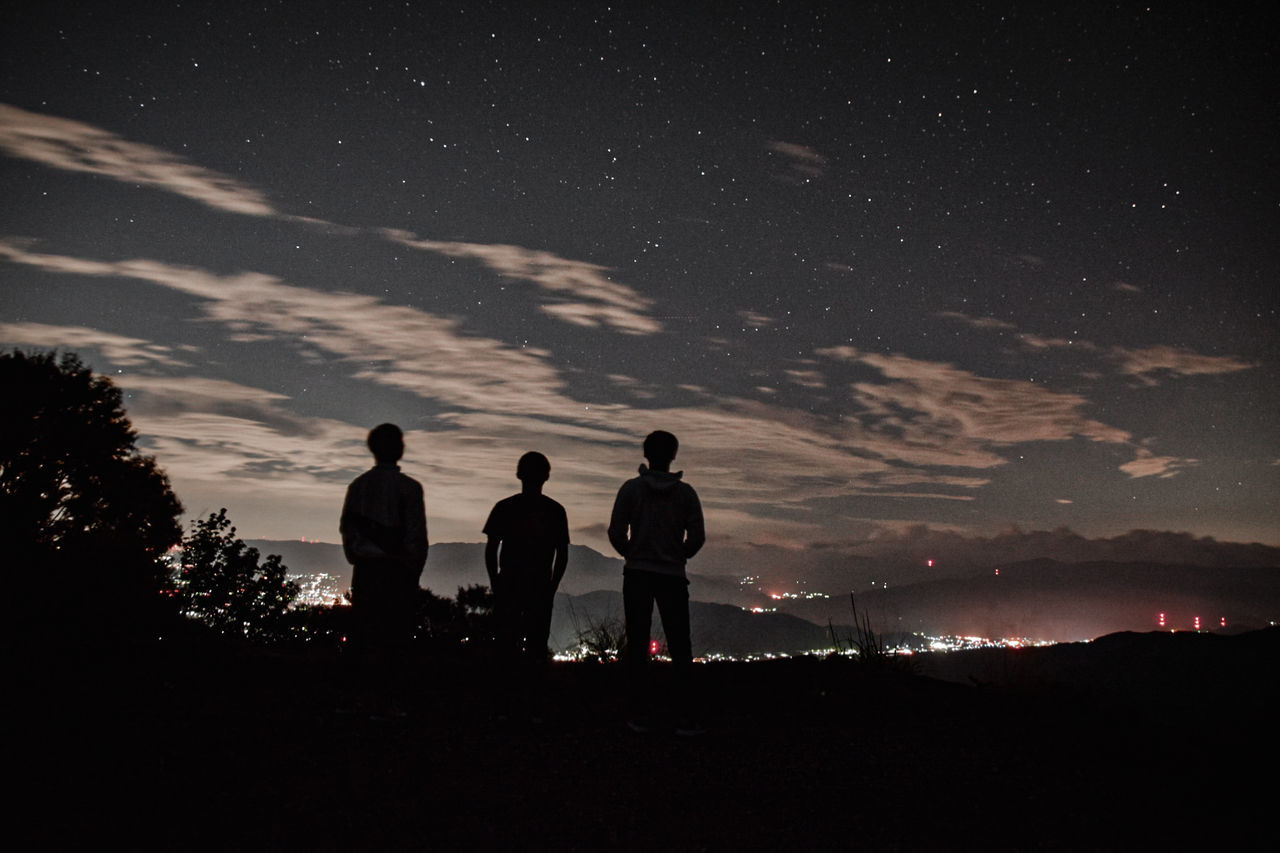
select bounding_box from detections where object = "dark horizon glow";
[2,3,1276,583]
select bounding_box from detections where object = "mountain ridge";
[249,539,1280,645]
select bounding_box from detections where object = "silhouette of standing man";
[608,430,705,733]
[484,452,570,676]
[340,423,428,717]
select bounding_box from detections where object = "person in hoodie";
[608,430,706,733]
[340,423,428,716]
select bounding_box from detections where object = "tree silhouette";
[173,509,299,642]
[1,351,183,636]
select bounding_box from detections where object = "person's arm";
[404,481,429,578]
[550,506,569,593]
[607,484,632,557]
[339,485,358,564]
[340,481,385,564]
[484,535,501,588]
[483,502,501,588]
[683,488,706,559]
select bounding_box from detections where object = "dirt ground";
[18,628,1278,851]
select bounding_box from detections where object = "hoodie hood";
[638,463,684,492]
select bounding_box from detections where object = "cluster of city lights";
[552,632,1059,663]
[290,573,347,607]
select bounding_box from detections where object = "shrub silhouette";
[171,509,299,642]
[1,350,183,638]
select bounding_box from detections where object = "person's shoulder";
[487,493,519,512]
[398,471,424,492]
[347,467,378,487]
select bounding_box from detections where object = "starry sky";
[2,2,1277,581]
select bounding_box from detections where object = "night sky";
[2,2,1276,582]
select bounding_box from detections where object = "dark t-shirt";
[483,493,569,590]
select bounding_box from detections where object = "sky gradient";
[2,3,1276,582]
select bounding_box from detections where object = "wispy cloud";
[1118,446,1197,479]
[933,311,1254,386]
[811,345,1225,481]
[0,322,188,367]
[380,231,660,335]
[738,310,776,328]
[0,238,576,417]
[784,369,826,389]
[767,140,828,183]
[1015,333,1098,352]
[0,244,970,539]
[1111,344,1255,385]
[934,311,1017,331]
[0,103,277,216]
[0,103,660,337]
[816,346,1131,463]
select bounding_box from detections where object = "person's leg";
[653,575,691,665]
[384,570,417,714]
[488,589,524,717]
[350,563,400,714]
[531,593,554,660]
[492,591,518,660]
[653,575,695,727]
[518,596,554,716]
[623,571,657,723]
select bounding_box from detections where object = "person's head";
[642,430,678,470]
[516,451,551,484]
[367,423,404,464]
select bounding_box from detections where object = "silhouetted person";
[608,430,705,734]
[340,423,428,717]
[484,452,569,714]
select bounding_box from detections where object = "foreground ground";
[20,628,1279,851]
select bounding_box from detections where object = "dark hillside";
[19,627,1278,850]
[777,560,1280,641]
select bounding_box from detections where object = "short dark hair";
[367,423,404,463]
[642,430,678,465]
[516,451,551,482]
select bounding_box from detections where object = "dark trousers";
[493,586,554,713]
[623,570,692,717]
[493,584,554,662]
[350,560,418,707]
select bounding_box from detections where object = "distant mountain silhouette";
[251,539,759,603]
[918,625,1280,706]
[551,589,833,656]
[252,539,829,654]
[249,539,623,596]
[775,558,1280,642]
[694,528,1280,592]
[252,541,1280,645]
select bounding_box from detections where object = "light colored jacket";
[340,463,428,575]
[608,465,705,578]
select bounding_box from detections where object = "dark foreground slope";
[17,628,1279,851]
